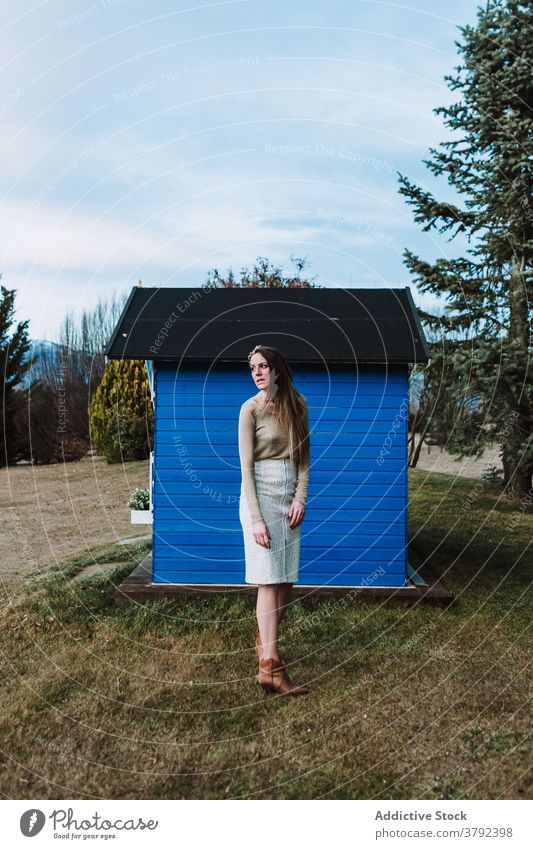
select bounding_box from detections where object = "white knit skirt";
[239,457,301,584]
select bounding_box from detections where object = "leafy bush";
[15,379,90,463]
[128,488,150,510]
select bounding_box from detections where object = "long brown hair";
[247,345,310,469]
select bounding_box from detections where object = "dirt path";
[1,456,149,581]
[413,442,502,479]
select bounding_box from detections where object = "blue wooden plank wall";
[152,363,409,587]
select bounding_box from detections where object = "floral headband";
[247,344,264,358]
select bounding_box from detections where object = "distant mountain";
[19,339,62,388]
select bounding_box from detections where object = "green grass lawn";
[0,469,531,800]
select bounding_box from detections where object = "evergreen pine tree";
[0,282,31,466]
[398,0,533,499]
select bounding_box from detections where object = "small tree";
[89,359,154,463]
[15,372,91,464]
[57,288,129,393]
[409,335,486,467]
[18,343,91,463]
[205,255,321,288]
[0,282,32,466]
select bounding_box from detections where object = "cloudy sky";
[1,0,480,340]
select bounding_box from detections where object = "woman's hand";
[288,499,305,529]
[252,519,271,548]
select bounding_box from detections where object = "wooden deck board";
[114,544,454,607]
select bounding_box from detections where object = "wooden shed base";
[114,547,454,607]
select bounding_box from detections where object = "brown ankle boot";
[257,657,310,696]
[255,627,285,666]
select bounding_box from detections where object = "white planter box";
[130,509,153,525]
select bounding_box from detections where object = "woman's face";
[249,353,270,390]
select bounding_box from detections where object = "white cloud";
[1,0,480,338]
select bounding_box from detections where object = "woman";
[238,344,311,697]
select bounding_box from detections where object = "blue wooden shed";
[105,285,429,589]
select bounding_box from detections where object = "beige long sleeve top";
[238,394,310,524]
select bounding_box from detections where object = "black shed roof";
[104,286,429,364]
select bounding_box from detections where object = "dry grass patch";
[0,471,531,799]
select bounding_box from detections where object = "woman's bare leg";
[277,582,293,625]
[256,585,280,660]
